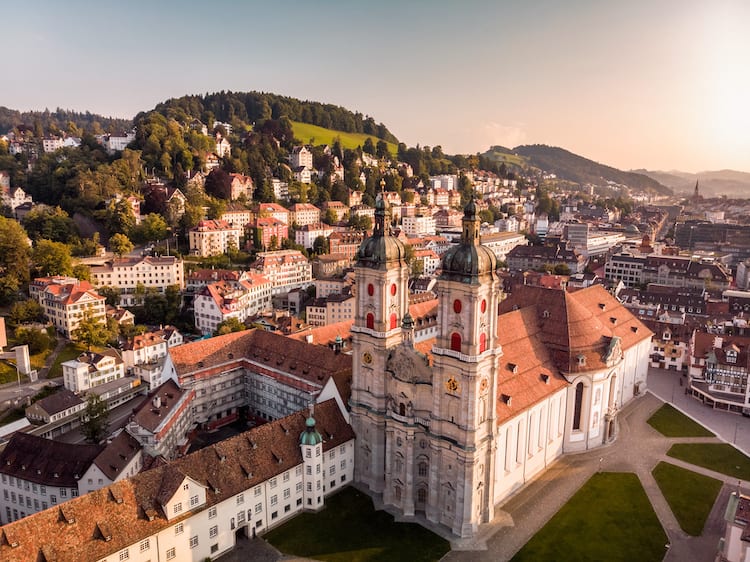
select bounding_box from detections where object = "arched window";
[417,487,427,503]
[418,462,428,477]
[399,403,406,416]
[390,313,397,330]
[573,382,584,430]
[450,332,462,352]
[453,299,462,313]
[366,313,374,330]
[367,283,374,296]
[479,333,487,353]
[390,283,397,296]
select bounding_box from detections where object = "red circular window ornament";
[390,284,397,296]
[367,283,374,296]
[481,299,487,313]
[453,299,462,314]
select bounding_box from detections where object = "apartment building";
[90,256,185,306]
[289,203,321,226]
[189,220,243,257]
[193,275,273,335]
[250,250,312,295]
[30,276,106,338]
[62,349,126,394]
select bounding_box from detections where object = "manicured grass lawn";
[647,404,715,437]
[264,487,450,562]
[511,473,667,562]
[47,342,86,378]
[667,443,750,480]
[652,461,722,535]
[291,121,398,156]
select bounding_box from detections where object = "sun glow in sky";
[2,0,749,173]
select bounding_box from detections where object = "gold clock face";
[445,376,459,393]
[363,351,373,365]
[479,378,489,394]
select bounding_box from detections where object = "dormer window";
[577,354,586,367]
[663,332,671,341]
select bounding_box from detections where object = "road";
[57,394,148,444]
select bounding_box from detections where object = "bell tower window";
[366,313,374,330]
[390,283,397,296]
[481,299,487,314]
[450,332,462,352]
[367,283,374,296]
[390,313,397,330]
[479,333,487,353]
[453,299,462,314]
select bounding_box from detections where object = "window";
[272,511,278,520]
[175,522,184,535]
[119,549,129,561]
[40,486,46,495]
[479,333,487,353]
[573,382,584,431]
[284,488,290,499]
[209,525,218,538]
[183,483,189,491]
[295,466,303,476]
[60,488,67,497]
[297,498,302,506]
[306,465,312,475]
[255,503,262,514]
[306,482,312,492]
[340,460,346,470]
[140,539,150,552]
[418,462,428,477]
[190,495,199,507]
[189,535,198,548]
[254,486,262,496]
[390,313,398,330]
[283,472,289,482]
[173,502,182,514]
[450,332,461,352]
[208,506,217,519]
[271,495,278,506]
[236,493,244,505]
[366,313,374,329]
[296,482,303,493]
[50,495,57,504]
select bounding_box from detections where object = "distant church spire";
[693,179,700,200]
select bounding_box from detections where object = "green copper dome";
[441,198,497,284]
[356,190,407,270]
[300,416,323,446]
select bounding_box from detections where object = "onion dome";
[356,186,407,270]
[440,198,498,284]
[300,416,323,446]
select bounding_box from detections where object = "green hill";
[481,145,528,169]
[513,144,671,194]
[291,121,398,154]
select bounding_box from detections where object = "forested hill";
[146,91,398,143]
[513,144,672,195]
[0,107,132,135]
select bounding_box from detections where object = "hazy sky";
[3,0,749,172]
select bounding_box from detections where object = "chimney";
[153,396,161,408]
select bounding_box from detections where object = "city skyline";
[3,0,749,173]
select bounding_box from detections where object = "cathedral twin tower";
[350,193,502,537]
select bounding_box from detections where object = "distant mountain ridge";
[512,145,672,195]
[636,169,750,198]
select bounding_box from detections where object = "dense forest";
[0,107,132,136]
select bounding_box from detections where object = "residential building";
[329,231,366,261]
[215,136,231,158]
[189,220,243,257]
[402,215,437,237]
[193,275,273,334]
[90,256,185,306]
[305,294,355,327]
[321,201,347,222]
[292,166,312,184]
[412,248,441,276]
[30,277,106,339]
[62,349,126,394]
[688,331,750,414]
[480,231,528,262]
[24,388,86,437]
[289,203,321,227]
[250,250,312,295]
[272,178,289,200]
[257,202,290,225]
[312,254,351,278]
[718,492,750,562]
[295,223,334,250]
[220,207,252,228]
[506,243,586,273]
[289,145,313,169]
[186,269,252,293]
[126,379,195,460]
[251,217,289,250]
[0,399,354,562]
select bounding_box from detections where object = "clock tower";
[350,189,409,494]
[429,198,501,536]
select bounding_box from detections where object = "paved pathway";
[443,373,748,562]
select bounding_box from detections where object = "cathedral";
[350,193,652,538]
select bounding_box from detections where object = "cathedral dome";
[440,199,497,284]
[356,190,407,270]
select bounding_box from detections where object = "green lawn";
[511,473,667,562]
[647,404,715,437]
[652,462,722,535]
[264,487,450,562]
[291,121,398,156]
[667,443,750,480]
[47,342,86,379]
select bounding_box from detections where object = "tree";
[9,300,44,324]
[323,208,338,225]
[204,168,232,200]
[32,239,72,277]
[376,140,389,159]
[97,286,121,307]
[553,263,572,276]
[312,235,329,255]
[362,137,375,155]
[81,393,109,443]
[73,264,91,281]
[14,326,53,354]
[215,317,247,335]
[138,213,169,244]
[109,233,134,257]
[73,310,109,350]
[0,216,31,303]
[22,205,78,243]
